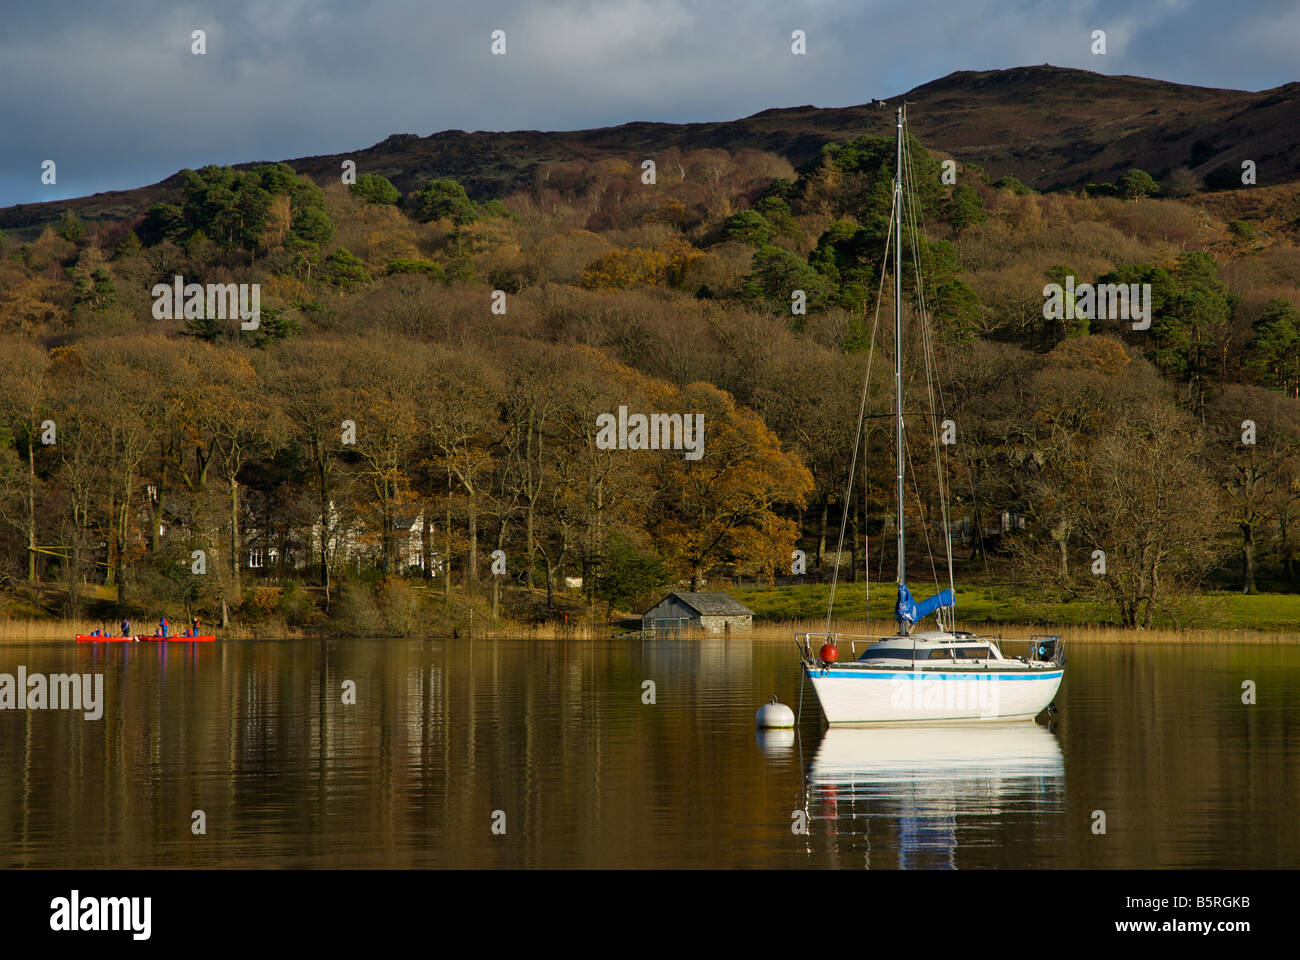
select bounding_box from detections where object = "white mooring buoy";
[756,695,795,728]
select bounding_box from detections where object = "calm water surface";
[1,637,1296,868]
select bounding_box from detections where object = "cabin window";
[954,647,989,660]
[927,649,953,660]
[858,649,917,662]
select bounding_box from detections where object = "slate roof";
[664,592,754,617]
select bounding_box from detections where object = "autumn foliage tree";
[648,382,813,589]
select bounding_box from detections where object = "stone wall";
[698,615,752,635]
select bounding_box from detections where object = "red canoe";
[76,634,216,643]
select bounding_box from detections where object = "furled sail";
[895,582,954,626]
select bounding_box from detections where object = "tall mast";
[894,106,905,587]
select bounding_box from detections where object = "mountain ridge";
[4,64,1298,234]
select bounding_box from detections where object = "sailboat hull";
[806,666,1063,724]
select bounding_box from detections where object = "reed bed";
[0,618,306,642]
[0,617,608,643]
[0,618,109,642]
[2,617,1294,644]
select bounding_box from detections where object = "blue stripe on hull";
[806,668,1064,682]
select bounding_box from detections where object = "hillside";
[4,64,1300,236]
[0,63,1298,634]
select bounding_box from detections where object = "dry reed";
[2,617,1294,644]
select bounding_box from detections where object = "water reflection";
[755,727,796,759]
[2,638,1296,868]
[803,723,1065,869]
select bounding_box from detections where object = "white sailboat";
[797,106,1065,723]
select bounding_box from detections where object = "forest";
[0,132,1298,634]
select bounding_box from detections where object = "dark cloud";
[0,0,1292,207]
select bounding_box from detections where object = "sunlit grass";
[730,582,1300,632]
[5,580,1296,642]
[746,619,1298,645]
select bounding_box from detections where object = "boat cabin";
[855,632,1006,664]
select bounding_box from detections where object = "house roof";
[655,592,754,617]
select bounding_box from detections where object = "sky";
[1,0,1295,208]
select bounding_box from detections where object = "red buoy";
[819,643,838,664]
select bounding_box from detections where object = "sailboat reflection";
[805,723,1064,868]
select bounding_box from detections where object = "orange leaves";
[1043,335,1132,376]
[647,381,813,584]
[580,246,670,290]
[246,585,282,616]
[730,513,801,584]
[661,238,703,287]
[643,197,689,228]
[261,273,312,304]
[180,341,277,457]
[578,239,702,291]
[0,274,65,332]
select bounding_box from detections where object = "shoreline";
[1,617,1295,644]
[748,620,1299,645]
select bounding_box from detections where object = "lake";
[1,636,1296,869]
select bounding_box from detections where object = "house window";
[248,548,264,569]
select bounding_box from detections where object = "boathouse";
[642,592,754,637]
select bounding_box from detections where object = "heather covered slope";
[4,65,1299,237]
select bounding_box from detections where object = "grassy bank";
[0,579,618,642]
[746,617,1299,645]
[729,582,1300,632]
[4,578,1297,642]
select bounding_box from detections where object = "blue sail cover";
[895,583,955,625]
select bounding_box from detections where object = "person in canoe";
[120,618,131,638]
